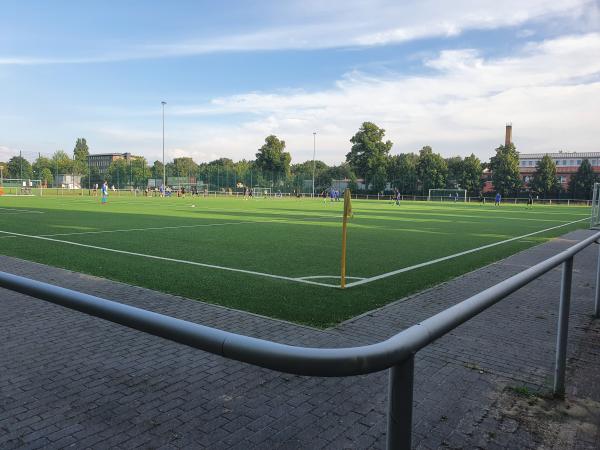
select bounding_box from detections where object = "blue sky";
[1,0,599,164]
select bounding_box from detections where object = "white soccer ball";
[191,204,196,208]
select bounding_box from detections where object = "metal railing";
[1,231,600,449]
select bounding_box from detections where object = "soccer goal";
[252,187,271,198]
[428,189,467,202]
[0,179,43,196]
[591,182,600,229]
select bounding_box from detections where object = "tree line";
[1,123,597,198]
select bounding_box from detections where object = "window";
[563,160,567,165]
[528,160,533,166]
[570,160,574,166]
[555,160,560,165]
[577,160,581,165]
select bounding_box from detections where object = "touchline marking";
[296,275,366,280]
[0,229,337,289]
[0,207,44,214]
[39,220,282,237]
[344,217,588,288]
[35,214,341,238]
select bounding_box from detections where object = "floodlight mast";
[161,101,167,193]
[312,132,316,198]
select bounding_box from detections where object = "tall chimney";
[505,123,512,147]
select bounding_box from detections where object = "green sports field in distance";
[0,194,590,327]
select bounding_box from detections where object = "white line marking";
[39,220,279,237]
[0,207,44,214]
[33,214,341,238]
[296,275,366,280]
[0,229,338,289]
[344,217,588,288]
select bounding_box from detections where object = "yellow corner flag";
[340,189,353,288]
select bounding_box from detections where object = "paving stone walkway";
[1,229,599,449]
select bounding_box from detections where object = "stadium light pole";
[312,132,317,198]
[161,101,167,192]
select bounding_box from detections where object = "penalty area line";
[0,230,338,289]
[345,217,589,288]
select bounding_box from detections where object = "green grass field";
[0,194,590,327]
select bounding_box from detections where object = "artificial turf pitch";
[0,194,590,327]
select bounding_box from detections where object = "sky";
[1,0,599,165]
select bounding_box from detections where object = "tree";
[151,160,165,181]
[40,168,53,186]
[490,143,521,196]
[387,153,419,194]
[315,163,357,192]
[107,159,128,188]
[568,159,597,199]
[131,158,150,188]
[255,135,291,181]
[445,157,463,188]
[460,154,483,195]
[416,146,447,193]
[346,122,393,192]
[32,156,53,180]
[531,155,558,198]
[73,138,89,163]
[7,155,32,179]
[51,150,73,176]
[290,160,329,193]
[172,157,198,177]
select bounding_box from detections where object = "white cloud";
[124,32,600,164]
[0,146,15,163]
[0,0,596,64]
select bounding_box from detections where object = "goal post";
[428,189,467,202]
[0,179,43,196]
[591,182,600,229]
[252,187,271,198]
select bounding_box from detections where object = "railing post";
[554,256,574,396]
[595,243,600,318]
[387,354,414,450]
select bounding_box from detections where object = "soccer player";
[527,192,533,208]
[101,181,108,205]
[396,191,401,206]
[494,192,501,206]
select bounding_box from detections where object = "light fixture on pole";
[312,132,317,198]
[161,101,167,192]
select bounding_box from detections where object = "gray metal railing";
[1,231,600,449]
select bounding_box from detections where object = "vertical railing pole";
[387,354,414,450]
[554,257,574,396]
[595,243,600,318]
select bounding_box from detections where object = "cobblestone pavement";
[1,229,599,449]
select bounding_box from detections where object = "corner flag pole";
[341,189,352,288]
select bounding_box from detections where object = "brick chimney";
[505,123,512,147]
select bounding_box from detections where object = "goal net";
[0,179,43,196]
[252,187,271,198]
[591,182,600,229]
[428,189,467,202]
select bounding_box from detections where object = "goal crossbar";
[427,189,467,202]
[0,179,43,196]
